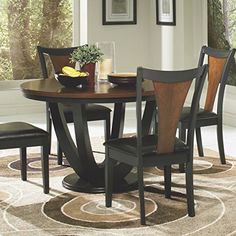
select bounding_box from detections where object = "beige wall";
[87,0,151,72]
[87,0,207,72]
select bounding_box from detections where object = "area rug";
[0,140,236,236]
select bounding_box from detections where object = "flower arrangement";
[70,44,104,67]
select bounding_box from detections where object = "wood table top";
[21,78,154,103]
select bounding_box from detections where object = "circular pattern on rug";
[151,156,232,176]
[0,191,11,202]
[193,156,232,174]
[62,196,156,222]
[172,159,213,171]
[0,154,73,178]
[10,157,65,172]
[43,191,187,228]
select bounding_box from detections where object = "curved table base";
[62,173,138,193]
[49,101,155,193]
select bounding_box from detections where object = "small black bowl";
[55,73,88,87]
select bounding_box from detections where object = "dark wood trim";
[102,0,137,25]
[21,79,154,103]
[156,0,176,26]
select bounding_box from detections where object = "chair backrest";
[136,65,208,155]
[37,46,78,79]
[198,46,235,113]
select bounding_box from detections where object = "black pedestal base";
[62,172,138,193]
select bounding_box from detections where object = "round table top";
[21,78,154,103]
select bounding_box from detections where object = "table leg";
[142,100,156,135]
[110,102,126,139]
[49,102,137,193]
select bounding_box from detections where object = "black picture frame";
[156,0,176,26]
[102,0,137,25]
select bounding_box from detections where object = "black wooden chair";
[0,122,49,193]
[37,46,111,165]
[179,46,235,168]
[104,65,208,225]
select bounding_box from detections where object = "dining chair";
[37,46,111,165]
[0,122,49,193]
[178,46,236,170]
[104,65,208,225]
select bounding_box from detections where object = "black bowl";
[55,73,88,87]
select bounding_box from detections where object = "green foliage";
[208,0,230,49]
[227,71,236,86]
[208,0,236,86]
[0,57,13,81]
[0,1,9,48]
[71,44,104,66]
[0,0,72,80]
[223,0,236,48]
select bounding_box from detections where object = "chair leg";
[41,145,49,194]
[104,115,111,142]
[20,147,27,181]
[105,147,113,207]
[137,165,146,225]
[196,128,204,157]
[185,162,195,217]
[164,165,171,198]
[179,125,186,173]
[46,106,52,154]
[217,122,226,164]
[57,142,63,165]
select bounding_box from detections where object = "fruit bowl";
[55,73,88,88]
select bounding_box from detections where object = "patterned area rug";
[0,140,236,235]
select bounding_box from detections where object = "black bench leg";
[179,126,186,173]
[57,142,63,165]
[217,122,226,164]
[41,145,49,194]
[196,128,204,157]
[20,147,27,181]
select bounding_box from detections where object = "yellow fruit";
[61,66,89,78]
[62,66,76,74]
[79,72,89,77]
[62,66,80,77]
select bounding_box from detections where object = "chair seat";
[63,104,111,122]
[104,134,189,155]
[0,122,48,141]
[0,121,49,193]
[180,107,218,126]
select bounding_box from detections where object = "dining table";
[21,78,155,193]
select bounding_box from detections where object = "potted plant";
[71,44,103,87]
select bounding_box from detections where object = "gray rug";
[0,145,236,236]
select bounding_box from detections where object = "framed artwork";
[156,0,176,26]
[102,0,137,25]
